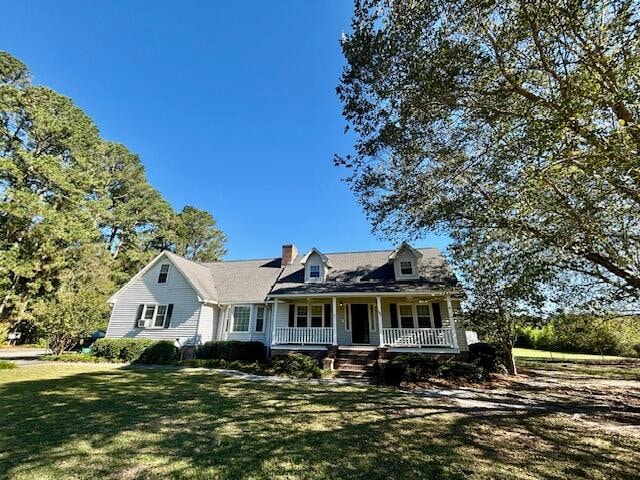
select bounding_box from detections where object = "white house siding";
[106,260,203,345]
[196,304,218,344]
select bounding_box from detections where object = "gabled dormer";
[300,248,332,283]
[388,242,423,281]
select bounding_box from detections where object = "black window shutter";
[390,303,398,328]
[288,304,295,327]
[164,304,174,328]
[134,304,144,328]
[324,303,331,327]
[432,303,442,328]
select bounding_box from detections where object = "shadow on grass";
[0,366,638,479]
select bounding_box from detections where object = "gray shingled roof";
[167,247,458,302]
[269,248,459,296]
[204,258,283,302]
[164,251,219,301]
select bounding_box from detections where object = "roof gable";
[108,250,218,304]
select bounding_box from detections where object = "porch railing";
[382,328,455,348]
[274,327,334,345]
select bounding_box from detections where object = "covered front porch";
[269,294,463,352]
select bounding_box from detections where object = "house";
[106,243,467,375]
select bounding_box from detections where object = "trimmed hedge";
[270,353,321,379]
[383,354,486,384]
[137,341,179,364]
[91,338,177,364]
[196,341,265,361]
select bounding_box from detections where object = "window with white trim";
[416,304,432,328]
[399,305,415,328]
[309,265,320,279]
[400,261,413,275]
[138,304,168,328]
[255,306,265,332]
[310,305,323,327]
[154,305,168,328]
[158,264,170,283]
[296,305,308,327]
[232,306,251,332]
[295,304,328,327]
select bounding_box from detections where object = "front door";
[351,304,370,344]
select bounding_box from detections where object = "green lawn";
[513,347,632,361]
[1,365,638,480]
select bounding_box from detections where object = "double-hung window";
[400,261,413,275]
[138,304,168,328]
[158,264,170,283]
[416,305,431,328]
[310,305,324,327]
[309,265,320,279]
[232,306,251,332]
[295,304,326,327]
[296,305,308,327]
[255,306,265,332]
[399,305,415,328]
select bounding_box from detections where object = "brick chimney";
[281,244,298,267]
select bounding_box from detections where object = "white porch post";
[271,299,279,346]
[446,296,459,349]
[331,297,338,346]
[376,296,384,346]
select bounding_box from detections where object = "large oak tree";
[338,0,640,304]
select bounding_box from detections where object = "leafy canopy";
[338,0,640,307]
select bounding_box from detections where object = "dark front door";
[351,304,370,344]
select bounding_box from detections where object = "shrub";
[270,353,321,379]
[197,341,265,361]
[390,354,440,382]
[468,342,503,374]
[0,360,16,369]
[92,338,157,362]
[137,341,179,364]
[437,361,484,383]
[384,354,490,384]
[381,362,404,385]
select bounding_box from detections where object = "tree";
[0,52,106,321]
[1,51,228,346]
[338,0,640,304]
[31,246,115,354]
[173,206,227,262]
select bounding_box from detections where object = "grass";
[0,360,16,369]
[0,364,638,479]
[40,353,109,363]
[517,359,640,380]
[513,347,633,361]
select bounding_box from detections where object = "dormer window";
[388,242,422,280]
[158,264,170,283]
[301,248,332,283]
[309,265,320,279]
[400,261,413,275]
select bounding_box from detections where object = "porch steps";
[333,348,379,381]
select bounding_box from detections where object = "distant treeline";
[515,314,640,358]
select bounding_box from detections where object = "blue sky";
[2,1,448,259]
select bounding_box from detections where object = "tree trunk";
[504,342,518,375]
